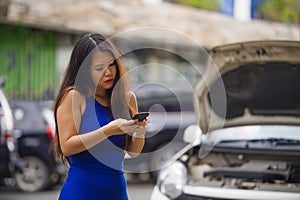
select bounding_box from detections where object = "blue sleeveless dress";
[58,97,128,200]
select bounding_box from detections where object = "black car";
[9,100,66,192]
[0,77,23,187]
[124,83,196,179]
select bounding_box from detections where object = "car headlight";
[157,161,187,199]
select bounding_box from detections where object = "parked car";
[124,83,196,180]
[151,40,300,199]
[9,100,66,192]
[0,77,23,186]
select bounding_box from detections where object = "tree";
[259,0,300,24]
[171,0,220,11]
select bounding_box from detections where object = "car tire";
[150,142,186,179]
[14,156,50,192]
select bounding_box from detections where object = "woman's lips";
[104,79,114,84]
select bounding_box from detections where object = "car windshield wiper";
[218,138,300,146]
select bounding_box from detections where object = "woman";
[53,33,146,200]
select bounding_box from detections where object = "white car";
[151,40,300,200]
[0,77,24,187]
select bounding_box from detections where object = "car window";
[135,83,194,113]
[137,94,194,112]
[10,100,46,132]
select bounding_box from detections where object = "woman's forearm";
[126,136,145,157]
[61,118,137,156]
[61,125,113,156]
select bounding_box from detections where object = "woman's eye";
[109,62,115,67]
[96,67,104,71]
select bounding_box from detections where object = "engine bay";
[186,149,300,193]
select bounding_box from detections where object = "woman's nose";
[104,67,112,76]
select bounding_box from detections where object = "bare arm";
[57,90,136,156]
[126,92,146,157]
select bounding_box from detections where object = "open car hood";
[194,40,300,133]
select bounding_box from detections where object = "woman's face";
[90,50,117,91]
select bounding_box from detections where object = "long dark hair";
[52,33,132,165]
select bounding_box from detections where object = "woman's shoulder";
[64,88,85,101]
[61,88,86,112]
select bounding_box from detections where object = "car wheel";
[14,156,50,192]
[150,142,186,178]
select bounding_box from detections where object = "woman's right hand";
[106,118,138,136]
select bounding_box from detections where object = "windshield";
[204,125,300,144]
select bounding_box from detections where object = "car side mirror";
[183,124,202,146]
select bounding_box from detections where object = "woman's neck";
[94,91,110,107]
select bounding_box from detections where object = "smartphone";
[132,112,150,121]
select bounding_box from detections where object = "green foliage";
[172,0,220,11]
[259,0,300,24]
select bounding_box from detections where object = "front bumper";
[151,185,300,200]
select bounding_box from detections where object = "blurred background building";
[0,0,299,100]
